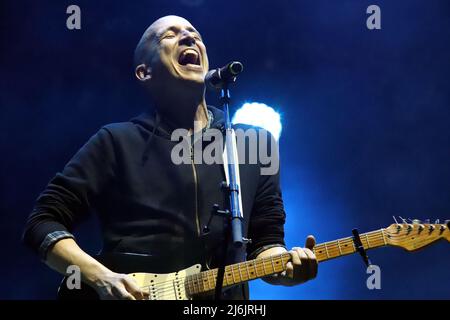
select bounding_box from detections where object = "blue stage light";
[232,102,282,140]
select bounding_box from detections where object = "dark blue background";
[1,0,449,299]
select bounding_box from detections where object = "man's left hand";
[281,235,318,286]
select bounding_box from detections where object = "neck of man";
[151,82,209,133]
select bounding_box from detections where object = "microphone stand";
[212,81,247,300]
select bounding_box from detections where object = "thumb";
[305,235,316,250]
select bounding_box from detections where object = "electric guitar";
[57,219,450,300]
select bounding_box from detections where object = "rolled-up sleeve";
[22,127,116,259]
[38,231,75,261]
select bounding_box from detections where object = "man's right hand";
[89,270,149,300]
[46,238,148,300]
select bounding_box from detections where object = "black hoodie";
[23,106,286,299]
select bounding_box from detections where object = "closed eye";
[160,31,176,41]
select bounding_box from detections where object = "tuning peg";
[412,219,421,224]
[429,225,436,232]
[393,216,403,231]
[435,219,440,224]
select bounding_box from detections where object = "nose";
[179,29,196,46]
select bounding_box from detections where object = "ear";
[135,64,152,82]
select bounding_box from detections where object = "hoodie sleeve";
[246,130,287,259]
[22,127,117,259]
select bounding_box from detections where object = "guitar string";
[140,234,437,298]
[138,231,397,294]
[139,231,389,294]
[146,230,440,297]
[139,231,419,296]
[140,229,440,300]
[137,231,440,295]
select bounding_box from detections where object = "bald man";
[23,15,317,300]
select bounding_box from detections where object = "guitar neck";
[186,228,387,296]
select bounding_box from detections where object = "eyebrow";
[157,25,202,39]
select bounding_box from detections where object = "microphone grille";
[229,61,244,75]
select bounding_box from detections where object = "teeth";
[181,49,199,59]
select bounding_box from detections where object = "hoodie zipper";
[190,144,201,236]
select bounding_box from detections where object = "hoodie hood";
[130,105,224,138]
[131,105,225,163]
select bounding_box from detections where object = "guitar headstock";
[385,218,450,251]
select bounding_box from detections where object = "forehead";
[150,16,198,36]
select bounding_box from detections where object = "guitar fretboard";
[185,229,387,295]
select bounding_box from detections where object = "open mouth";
[178,49,201,67]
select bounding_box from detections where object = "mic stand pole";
[213,82,248,300]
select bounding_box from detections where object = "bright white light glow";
[232,102,282,140]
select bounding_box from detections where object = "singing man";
[23,15,317,300]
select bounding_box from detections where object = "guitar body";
[57,253,202,300]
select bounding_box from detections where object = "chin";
[174,68,206,85]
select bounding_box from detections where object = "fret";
[278,254,285,271]
[189,274,195,294]
[381,229,387,245]
[207,270,213,291]
[270,256,276,273]
[202,273,208,292]
[245,262,252,279]
[276,254,284,272]
[281,253,289,268]
[261,258,267,275]
[212,270,218,288]
[187,275,193,295]
[337,239,343,255]
[230,264,237,284]
[351,239,356,251]
[225,267,232,286]
[237,263,244,281]
[324,242,330,258]
[365,233,371,248]
[195,273,203,292]
[195,274,200,293]
[344,239,355,254]
[252,261,259,277]
[200,273,208,292]
[192,273,199,294]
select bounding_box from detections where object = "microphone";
[205,61,243,90]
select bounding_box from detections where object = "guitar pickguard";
[130,264,202,300]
